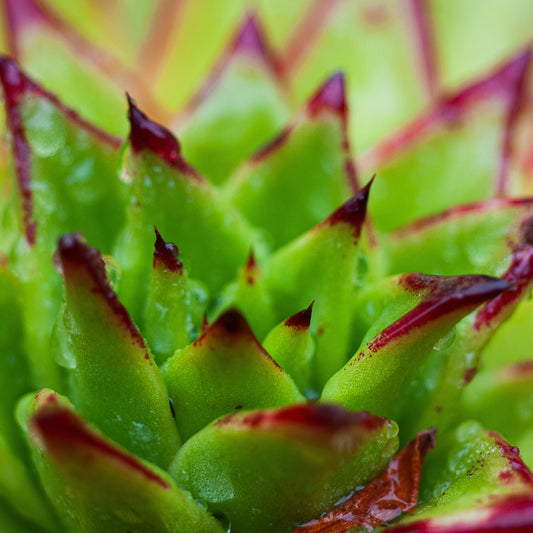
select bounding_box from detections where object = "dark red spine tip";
[285,301,314,329]
[232,14,268,58]
[212,308,253,336]
[153,227,182,272]
[307,72,347,122]
[327,176,373,241]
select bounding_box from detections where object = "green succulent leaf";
[262,302,315,394]
[225,72,357,249]
[265,181,372,389]
[116,97,266,320]
[143,227,207,365]
[362,50,531,231]
[387,421,533,530]
[178,15,289,185]
[211,250,276,339]
[56,233,180,468]
[162,308,303,440]
[19,389,225,533]
[322,273,508,437]
[169,403,399,533]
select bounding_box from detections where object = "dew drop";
[433,327,456,351]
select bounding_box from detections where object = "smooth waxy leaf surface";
[264,181,372,389]
[386,199,533,277]
[162,308,303,440]
[361,50,531,231]
[56,233,180,468]
[178,15,289,185]
[286,0,428,151]
[20,389,225,533]
[170,403,398,533]
[226,72,357,249]
[322,273,508,436]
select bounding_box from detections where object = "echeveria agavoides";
[0,1,533,532]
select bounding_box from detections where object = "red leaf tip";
[0,55,28,102]
[285,301,314,329]
[31,404,170,489]
[326,176,373,242]
[127,94,201,179]
[153,227,182,273]
[307,72,347,122]
[233,14,268,57]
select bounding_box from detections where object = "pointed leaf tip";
[233,14,268,57]
[30,401,170,489]
[58,232,147,350]
[367,274,509,354]
[285,301,314,329]
[326,177,373,241]
[210,308,253,337]
[127,95,200,178]
[153,226,182,272]
[307,72,347,122]
[0,55,28,101]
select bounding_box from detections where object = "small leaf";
[262,302,315,393]
[211,250,277,339]
[56,233,180,468]
[169,403,399,533]
[162,308,303,440]
[143,227,207,364]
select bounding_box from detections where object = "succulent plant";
[1,0,533,531]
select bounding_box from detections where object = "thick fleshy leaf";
[389,421,533,530]
[262,303,315,394]
[177,14,289,184]
[20,389,225,533]
[386,198,533,277]
[360,50,531,231]
[291,428,436,533]
[322,273,508,436]
[169,403,399,533]
[143,228,207,365]
[56,233,180,468]
[211,251,276,339]
[264,181,372,389]
[0,57,125,387]
[412,242,533,434]
[462,361,533,466]
[225,72,357,249]
[116,98,265,320]
[3,0,163,135]
[429,0,533,89]
[162,308,303,440]
[285,0,428,151]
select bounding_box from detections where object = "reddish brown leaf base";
[291,428,436,533]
